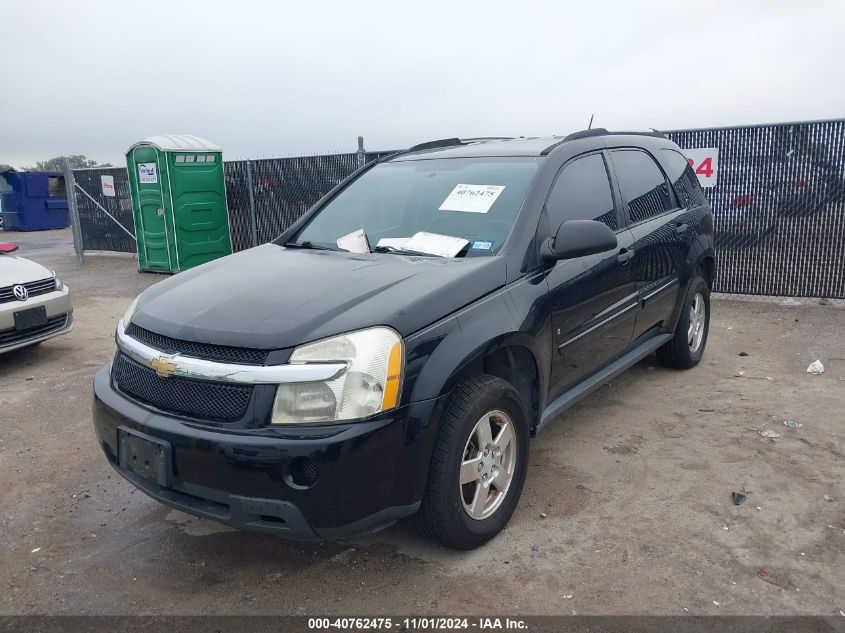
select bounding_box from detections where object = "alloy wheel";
[459,410,518,520]
[688,292,706,353]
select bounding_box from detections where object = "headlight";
[50,270,64,291]
[272,327,403,425]
[122,295,140,325]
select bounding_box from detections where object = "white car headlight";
[50,270,64,291]
[272,327,404,425]
[122,295,140,326]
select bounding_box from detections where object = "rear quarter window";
[610,149,673,223]
[661,148,708,208]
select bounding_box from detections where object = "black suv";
[92,129,715,549]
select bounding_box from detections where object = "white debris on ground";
[806,360,825,374]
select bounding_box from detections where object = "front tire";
[413,374,529,550]
[656,275,710,369]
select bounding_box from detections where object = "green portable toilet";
[126,134,232,272]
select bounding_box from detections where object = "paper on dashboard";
[337,229,371,253]
[402,232,469,258]
[375,237,411,250]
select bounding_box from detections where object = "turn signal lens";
[382,339,403,410]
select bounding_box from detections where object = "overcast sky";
[2,0,844,168]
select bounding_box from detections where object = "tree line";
[0,155,113,173]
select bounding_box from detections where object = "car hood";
[0,255,53,286]
[132,244,507,350]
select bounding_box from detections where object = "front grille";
[125,323,269,365]
[0,278,57,304]
[0,313,68,347]
[111,352,253,422]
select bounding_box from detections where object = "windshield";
[292,157,541,256]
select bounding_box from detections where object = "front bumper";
[92,365,445,540]
[0,286,73,353]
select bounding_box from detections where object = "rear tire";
[656,275,710,369]
[413,374,529,550]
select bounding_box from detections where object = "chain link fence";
[66,124,845,298]
[68,167,136,253]
[666,120,845,298]
[225,151,394,251]
[66,146,395,257]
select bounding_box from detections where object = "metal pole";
[246,160,258,247]
[357,136,366,169]
[63,158,84,263]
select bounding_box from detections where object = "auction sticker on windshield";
[439,184,505,213]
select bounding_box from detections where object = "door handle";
[157,208,165,217]
[675,222,689,234]
[617,248,635,264]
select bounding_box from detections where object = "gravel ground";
[1,229,843,616]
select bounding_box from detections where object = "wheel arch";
[425,333,543,434]
[700,254,716,289]
[670,236,715,331]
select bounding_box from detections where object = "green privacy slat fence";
[68,122,845,297]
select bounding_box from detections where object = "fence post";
[63,159,84,263]
[357,136,366,169]
[245,160,258,247]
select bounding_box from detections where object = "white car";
[0,243,73,354]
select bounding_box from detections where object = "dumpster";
[126,134,232,272]
[0,171,70,231]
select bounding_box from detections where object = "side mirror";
[541,219,617,262]
[0,243,19,254]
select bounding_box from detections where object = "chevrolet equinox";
[92,129,715,549]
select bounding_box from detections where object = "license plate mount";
[117,427,172,487]
[14,305,48,331]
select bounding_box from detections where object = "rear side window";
[546,153,617,230]
[610,149,673,223]
[661,148,708,208]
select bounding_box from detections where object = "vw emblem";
[12,285,28,301]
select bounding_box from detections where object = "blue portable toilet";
[0,171,70,231]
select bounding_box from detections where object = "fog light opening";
[285,457,320,489]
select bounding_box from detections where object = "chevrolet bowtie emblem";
[151,356,178,377]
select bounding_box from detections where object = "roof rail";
[406,136,517,153]
[407,138,465,152]
[541,128,668,155]
[460,136,515,143]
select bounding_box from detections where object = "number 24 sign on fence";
[683,148,719,188]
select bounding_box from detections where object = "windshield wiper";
[372,245,441,257]
[284,240,337,251]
